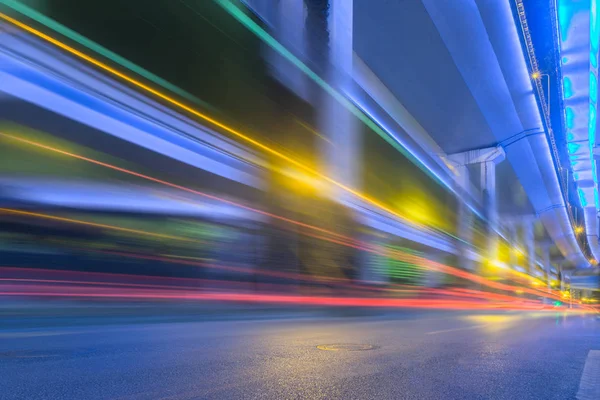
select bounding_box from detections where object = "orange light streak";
[0,132,352,242]
[0,131,563,300]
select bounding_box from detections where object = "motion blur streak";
[0,267,538,303]
[0,131,560,300]
[1,198,555,301]
[0,208,197,242]
[0,282,583,312]
[0,0,212,108]
[0,131,358,241]
[0,12,441,234]
[0,267,535,305]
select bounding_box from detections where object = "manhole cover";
[316,343,378,351]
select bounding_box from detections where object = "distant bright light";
[531,71,541,79]
[490,259,507,269]
[575,225,585,234]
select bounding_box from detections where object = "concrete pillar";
[481,160,498,259]
[319,0,358,190]
[455,165,474,271]
[266,0,367,283]
[270,0,310,102]
[536,242,553,287]
[558,267,564,291]
[319,0,374,284]
[448,146,505,261]
[540,245,551,303]
[545,260,552,289]
[523,221,535,274]
[508,224,518,269]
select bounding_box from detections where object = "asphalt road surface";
[1,307,599,399]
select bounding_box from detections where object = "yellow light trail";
[0,12,431,233]
[0,131,354,242]
[0,208,196,242]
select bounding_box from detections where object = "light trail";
[93,251,557,303]
[0,265,361,294]
[0,131,354,243]
[0,0,215,110]
[0,267,533,303]
[0,131,563,300]
[0,281,589,311]
[0,204,557,301]
[0,208,197,242]
[0,12,438,236]
[0,7,553,288]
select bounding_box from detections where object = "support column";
[536,240,555,287]
[268,0,367,284]
[507,223,519,269]
[455,165,475,271]
[481,160,498,259]
[448,146,505,262]
[255,1,310,291]
[318,0,358,190]
[320,0,375,283]
[543,252,552,288]
[539,243,551,303]
[523,221,535,274]
[270,0,310,102]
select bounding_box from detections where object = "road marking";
[316,343,378,351]
[0,330,89,338]
[577,350,600,400]
[0,351,56,358]
[426,324,488,335]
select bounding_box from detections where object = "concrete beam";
[447,146,506,166]
[450,147,505,260]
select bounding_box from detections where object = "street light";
[532,71,551,115]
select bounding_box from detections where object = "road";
[1,307,599,399]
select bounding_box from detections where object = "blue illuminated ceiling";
[557,0,600,260]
